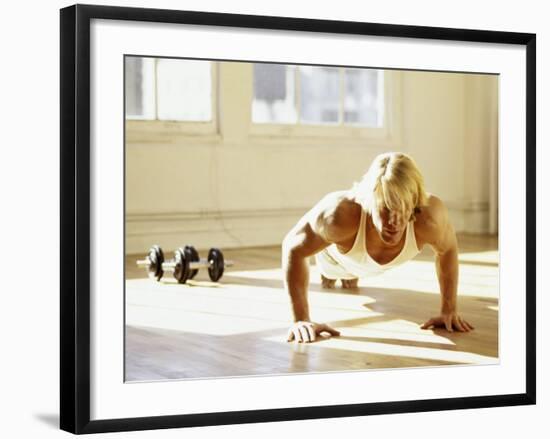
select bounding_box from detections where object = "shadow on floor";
[33,413,59,430]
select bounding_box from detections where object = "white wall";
[126,65,498,253]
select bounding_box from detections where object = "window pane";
[125,57,143,116]
[252,64,297,124]
[344,69,384,127]
[156,59,212,121]
[299,66,339,124]
[125,57,155,119]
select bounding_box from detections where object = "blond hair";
[351,152,428,219]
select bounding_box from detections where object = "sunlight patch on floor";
[126,279,382,336]
[459,250,499,264]
[225,268,284,280]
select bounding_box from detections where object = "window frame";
[125,58,219,142]
[248,68,402,148]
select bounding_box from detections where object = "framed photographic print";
[60,4,536,434]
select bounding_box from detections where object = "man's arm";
[419,197,475,333]
[282,221,326,322]
[432,206,460,316]
[282,196,356,343]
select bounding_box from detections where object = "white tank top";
[325,208,420,277]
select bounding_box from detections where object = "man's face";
[371,205,411,245]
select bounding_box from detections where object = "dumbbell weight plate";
[207,248,225,282]
[173,248,191,284]
[147,245,165,281]
[185,245,200,280]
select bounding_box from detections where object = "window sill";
[247,123,401,149]
[125,120,220,144]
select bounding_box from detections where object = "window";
[125,57,215,125]
[251,63,397,143]
[252,64,297,124]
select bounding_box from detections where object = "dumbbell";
[135,245,165,281]
[137,245,234,284]
[161,245,200,284]
[136,245,200,282]
[162,247,234,284]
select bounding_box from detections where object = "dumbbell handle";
[162,258,234,270]
[191,259,234,269]
[136,258,151,267]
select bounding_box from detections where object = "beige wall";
[126,63,498,254]
[402,71,498,234]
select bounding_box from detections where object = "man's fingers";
[454,317,467,332]
[459,318,471,332]
[421,318,435,329]
[298,326,310,343]
[452,316,464,332]
[421,315,473,333]
[444,316,453,332]
[306,324,316,342]
[321,324,341,337]
[454,315,475,332]
[286,328,295,342]
[287,322,342,343]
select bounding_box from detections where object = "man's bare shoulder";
[310,191,361,243]
[414,194,452,244]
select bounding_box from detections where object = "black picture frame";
[60,4,536,434]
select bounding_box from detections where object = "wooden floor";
[125,234,499,382]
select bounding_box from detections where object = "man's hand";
[421,312,474,333]
[287,321,341,343]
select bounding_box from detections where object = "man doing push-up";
[282,152,474,343]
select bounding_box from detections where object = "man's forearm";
[435,249,459,313]
[283,250,311,322]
